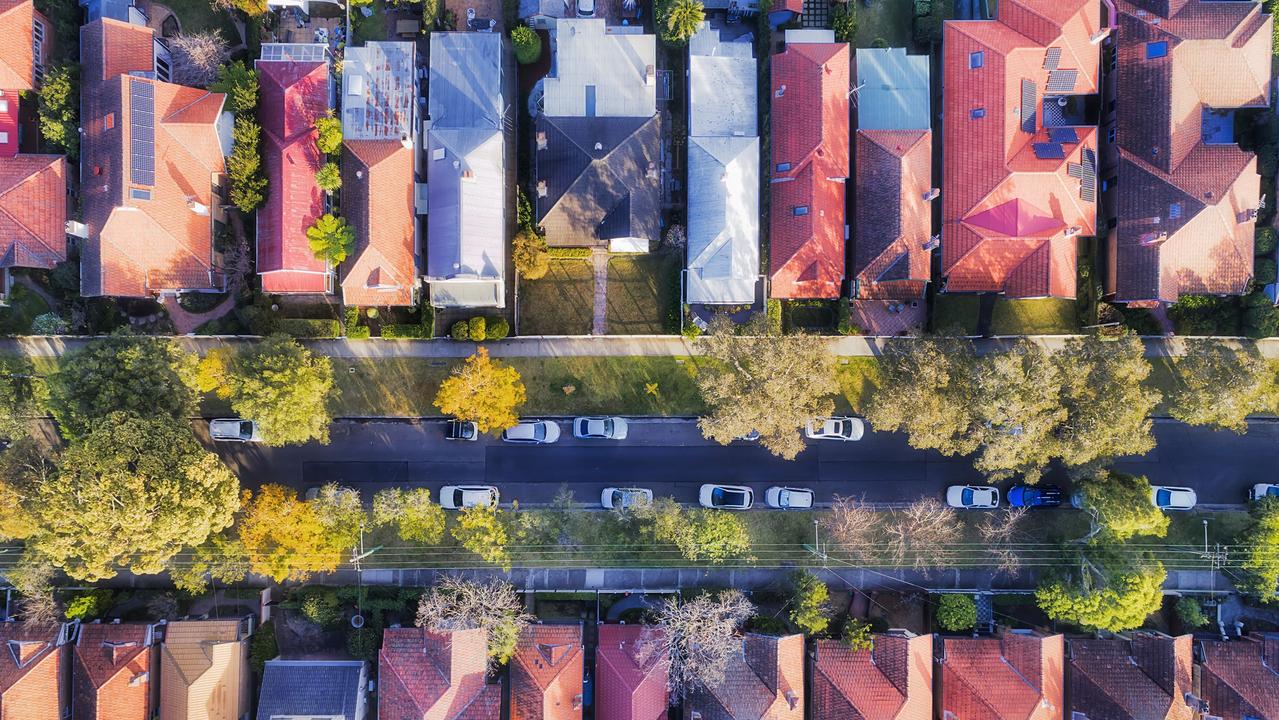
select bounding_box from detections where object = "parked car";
[1151,485,1197,511]
[209,418,261,442]
[805,416,865,442]
[737,430,761,442]
[601,487,653,510]
[1249,483,1279,501]
[765,486,814,510]
[699,484,753,510]
[946,485,1000,509]
[573,416,628,440]
[576,0,595,16]
[440,485,499,509]
[502,420,561,444]
[1008,484,1063,508]
[446,420,478,441]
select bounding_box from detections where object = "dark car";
[1008,484,1063,508]
[446,420,478,441]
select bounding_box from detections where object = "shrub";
[486,318,510,340]
[315,114,343,156]
[1257,227,1278,256]
[49,259,79,299]
[228,117,267,212]
[1168,295,1237,336]
[346,325,371,339]
[468,316,486,341]
[31,312,69,335]
[347,626,380,662]
[451,321,470,341]
[832,2,857,42]
[512,25,542,65]
[38,63,78,158]
[275,318,341,338]
[513,230,550,280]
[1244,303,1279,339]
[936,594,977,632]
[1256,257,1277,285]
[547,247,593,259]
[382,324,427,339]
[766,299,783,336]
[1175,596,1208,629]
[871,36,888,48]
[316,162,342,193]
[64,589,114,621]
[788,569,831,635]
[1122,306,1164,335]
[842,618,874,651]
[248,620,278,676]
[301,591,343,628]
[343,305,360,330]
[211,60,260,116]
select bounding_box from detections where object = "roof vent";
[356,170,365,180]
[536,131,547,150]
[594,142,603,151]
[1140,231,1168,247]
[461,169,475,181]
[573,694,583,709]
[691,713,702,720]
[923,188,940,201]
[775,84,785,98]
[1064,226,1082,238]
[646,162,658,181]
[536,180,548,198]
[645,65,656,86]
[785,691,799,710]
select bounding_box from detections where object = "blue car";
[1008,484,1063,508]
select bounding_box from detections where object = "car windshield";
[239,421,253,435]
[1156,489,1172,506]
[1269,487,1279,497]
[533,425,545,440]
[602,419,614,435]
[452,489,465,506]
[840,419,851,435]
[962,488,974,505]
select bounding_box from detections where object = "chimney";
[923,188,940,201]
[536,180,548,198]
[785,690,799,710]
[645,64,656,86]
[536,131,548,150]
[401,133,412,150]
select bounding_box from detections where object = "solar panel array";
[1068,149,1098,202]
[1032,142,1065,160]
[1046,69,1078,93]
[129,78,155,187]
[1049,127,1079,144]
[1043,47,1062,71]
[1020,79,1036,133]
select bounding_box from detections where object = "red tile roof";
[1068,634,1192,720]
[511,624,584,720]
[1112,0,1272,305]
[378,627,500,720]
[683,633,804,720]
[0,0,42,92]
[852,130,931,301]
[595,625,669,720]
[941,0,1099,298]
[1197,633,1279,720]
[0,89,18,157]
[72,623,153,720]
[0,621,63,720]
[256,55,330,294]
[0,153,66,269]
[340,139,418,306]
[941,632,1064,720]
[768,41,849,300]
[811,634,932,720]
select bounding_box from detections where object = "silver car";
[805,417,865,441]
[502,420,561,444]
[946,485,999,509]
[765,486,814,510]
[573,416,628,440]
[209,418,261,442]
[601,487,653,510]
[699,484,753,510]
[1151,485,1197,511]
[440,485,499,509]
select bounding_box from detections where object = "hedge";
[275,318,341,338]
[382,323,427,339]
[486,318,510,340]
[347,325,371,339]
[1256,257,1278,285]
[1257,227,1278,256]
[451,321,470,340]
[548,247,593,259]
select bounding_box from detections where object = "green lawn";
[605,253,680,335]
[990,298,1079,335]
[160,0,242,45]
[853,0,916,47]
[351,0,388,46]
[0,284,51,335]
[518,260,595,336]
[834,357,881,413]
[931,294,980,334]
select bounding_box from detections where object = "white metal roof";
[543,19,656,118]
[689,25,757,138]
[686,135,759,304]
[342,42,416,142]
[855,47,931,131]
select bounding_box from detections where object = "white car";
[1250,483,1279,501]
[502,420,561,444]
[1151,485,1197,511]
[946,485,1000,509]
[805,417,865,442]
[699,484,753,510]
[209,418,261,442]
[439,485,499,509]
[601,487,653,510]
[576,0,594,16]
[573,416,628,440]
[765,486,814,510]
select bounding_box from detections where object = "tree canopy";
[416,576,533,665]
[1035,556,1166,632]
[434,348,526,433]
[0,356,45,442]
[372,487,446,545]
[210,60,259,114]
[864,336,980,458]
[1055,334,1160,468]
[307,213,355,264]
[641,497,751,563]
[1168,340,1275,432]
[314,114,343,155]
[1076,471,1168,542]
[655,590,754,699]
[661,0,705,44]
[315,162,342,193]
[451,505,512,570]
[216,335,336,446]
[228,116,267,212]
[236,484,347,582]
[788,569,830,635]
[970,340,1066,482]
[1238,496,1279,600]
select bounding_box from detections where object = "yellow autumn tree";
[433,347,526,433]
[236,484,347,582]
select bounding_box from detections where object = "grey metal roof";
[543,20,656,118]
[854,47,930,131]
[687,136,759,304]
[689,25,757,138]
[256,660,366,720]
[342,42,416,142]
[428,33,503,131]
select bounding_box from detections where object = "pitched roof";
[941,0,1099,298]
[940,632,1065,720]
[854,47,931,132]
[1112,0,1272,304]
[595,625,669,720]
[257,660,367,720]
[378,627,500,720]
[683,633,805,720]
[811,634,932,720]
[256,45,331,294]
[768,39,849,300]
[0,154,66,270]
[72,622,153,720]
[0,621,62,720]
[340,139,418,306]
[511,624,585,720]
[1197,633,1279,720]
[158,619,250,720]
[1068,633,1192,720]
[0,0,40,91]
[542,20,656,118]
[852,129,931,301]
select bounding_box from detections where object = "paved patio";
[851,299,926,336]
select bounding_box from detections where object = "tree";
[0,356,45,442]
[314,113,343,155]
[308,483,364,551]
[422,0,442,27]
[641,497,751,563]
[167,32,230,87]
[1077,471,1168,542]
[511,25,542,65]
[212,0,269,16]
[451,505,512,570]
[822,496,881,565]
[976,506,1029,576]
[1055,334,1160,468]
[696,315,839,460]
[865,337,980,458]
[1175,596,1208,629]
[0,438,50,541]
[211,60,259,114]
[841,619,874,652]
[512,230,549,280]
[46,336,198,440]
[307,213,355,264]
[218,335,335,446]
[26,413,238,581]
[228,117,268,212]
[6,552,58,627]
[884,499,962,571]
[653,589,754,699]
[660,0,704,44]
[971,340,1066,483]
[37,63,78,157]
[832,1,857,43]
[372,488,446,544]
[167,531,249,596]
[935,594,977,632]
[1169,341,1275,433]
[1238,496,1279,599]
[316,162,342,194]
[1035,558,1166,632]
[434,348,526,433]
[788,569,830,635]
[236,484,346,582]
[416,576,533,665]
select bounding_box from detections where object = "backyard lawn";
[351,0,388,45]
[931,294,980,334]
[605,253,680,335]
[159,0,242,44]
[990,298,1078,335]
[853,0,916,48]
[517,259,595,336]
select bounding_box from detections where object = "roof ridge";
[0,163,53,252]
[380,646,431,717]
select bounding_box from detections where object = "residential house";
[158,618,252,720]
[1106,0,1272,307]
[852,47,932,301]
[425,32,507,309]
[595,624,669,720]
[0,0,49,153]
[71,622,156,720]
[810,632,932,720]
[1068,633,1193,720]
[940,631,1065,720]
[378,627,501,720]
[533,19,660,252]
[79,17,232,298]
[340,41,419,307]
[257,659,367,720]
[685,24,759,306]
[682,633,804,720]
[1197,633,1279,720]
[0,620,66,720]
[511,623,584,720]
[941,1,1101,299]
[256,43,333,294]
[768,30,849,300]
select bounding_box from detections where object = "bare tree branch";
[168,32,231,88]
[650,589,754,700]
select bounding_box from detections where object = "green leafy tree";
[314,113,343,155]
[37,63,78,157]
[167,530,249,596]
[788,569,830,635]
[0,438,44,541]
[219,335,335,446]
[26,413,239,581]
[660,0,705,44]
[511,25,542,65]
[1239,496,1279,599]
[416,576,533,665]
[236,484,346,582]
[832,1,857,43]
[512,230,549,280]
[64,589,114,621]
[971,340,1066,483]
[211,60,259,114]
[865,336,980,458]
[1175,596,1208,629]
[1055,334,1160,468]
[307,213,355,264]
[641,497,751,563]
[372,487,446,544]
[452,505,512,570]
[1169,340,1275,433]
[1077,471,1168,542]
[841,619,874,652]
[422,0,442,26]
[228,117,268,212]
[0,356,45,442]
[308,483,364,551]
[434,348,526,433]
[935,594,977,632]
[1035,556,1166,632]
[316,162,342,193]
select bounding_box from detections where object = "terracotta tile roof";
[852,130,931,301]
[511,624,584,720]
[1112,0,1272,304]
[1197,633,1279,720]
[340,139,418,306]
[595,625,669,720]
[683,633,804,720]
[158,619,250,720]
[940,632,1064,720]
[378,627,501,720]
[0,0,41,91]
[941,0,1099,298]
[811,634,932,720]
[0,621,64,720]
[0,154,66,269]
[768,41,849,299]
[256,54,330,294]
[1068,633,1192,720]
[72,623,153,720]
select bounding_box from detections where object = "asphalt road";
[200,418,1278,508]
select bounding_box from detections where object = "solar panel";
[1046,69,1078,93]
[1050,127,1079,144]
[1032,142,1065,159]
[1020,79,1036,134]
[1079,148,1097,203]
[1043,47,1062,71]
[129,78,155,187]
